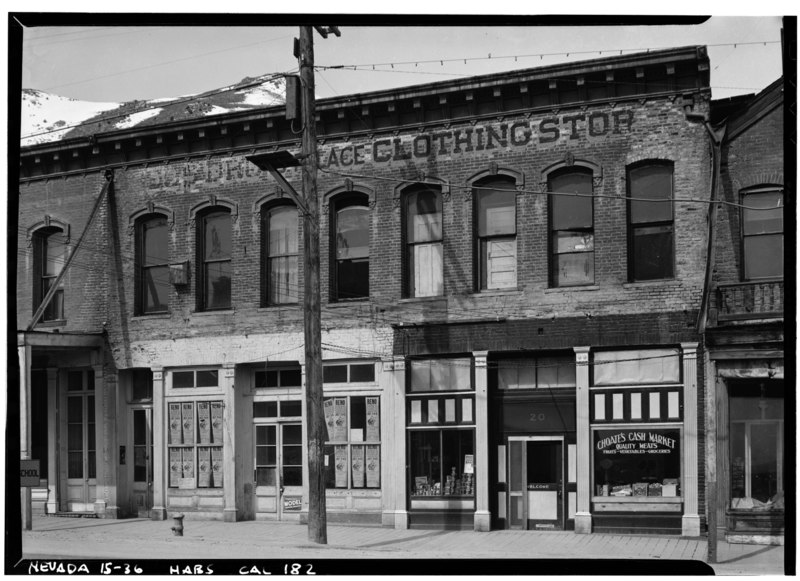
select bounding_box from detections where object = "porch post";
[46,368,59,514]
[473,350,491,531]
[574,346,592,534]
[19,342,33,530]
[150,367,167,520]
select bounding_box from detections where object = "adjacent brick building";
[17,45,746,538]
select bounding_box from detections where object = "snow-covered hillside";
[20,75,287,147]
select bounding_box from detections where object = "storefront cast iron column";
[46,368,59,514]
[222,364,238,522]
[681,343,701,536]
[19,342,33,530]
[473,351,491,531]
[391,356,408,529]
[574,347,592,533]
[150,368,167,520]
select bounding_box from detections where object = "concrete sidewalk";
[16,515,788,576]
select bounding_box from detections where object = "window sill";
[326,299,369,308]
[471,288,523,297]
[257,304,300,313]
[544,285,599,293]
[35,319,67,327]
[190,309,235,316]
[592,495,682,503]
[398,296,446,303]
[623,279,675,289]
[132,313,171,320]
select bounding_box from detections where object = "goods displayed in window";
[409,430,474,497]
[322,396,380,489]
[168,400,224,488]
[593,428,680,497]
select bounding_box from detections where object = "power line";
[316,40,781,71]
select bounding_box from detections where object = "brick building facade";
[17,46,739,537]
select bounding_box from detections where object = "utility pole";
[298,24,339,545]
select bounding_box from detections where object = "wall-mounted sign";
[20,460,40,487]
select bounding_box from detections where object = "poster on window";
[210,402,224,444]
[169,447,182,487]
[366,444,380,488]
[181,403,195,445]
[180,448,195,488]
[366,397,380,441]
[333,398,348,441]
[197,402,211,444]
[168,403,182,445]
[351,445,365,488]
[323,398,335,441]
[197,446,211,488]
[334,445,348,487]
[211,447,223,488]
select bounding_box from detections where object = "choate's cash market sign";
[595,429,678,455]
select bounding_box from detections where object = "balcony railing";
[715,280,784,322]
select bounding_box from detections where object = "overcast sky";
[15,14,786,104]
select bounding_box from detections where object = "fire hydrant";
[171,513,185,537]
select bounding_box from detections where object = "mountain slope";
[21,75,286,147]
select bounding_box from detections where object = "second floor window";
[332,195,369,301]
[198,209,231,310]
[136,215,169,314]
[549,168,594,287]
[742,188,783,280]
[33,227,66,321]
[263,204,299,305]
[405,188,443,297]
[628,162,674,281]
[476,180,517,290]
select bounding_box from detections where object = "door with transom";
[254,423,303,519]
[129,407,153,517]
[61,370,96,512]
[507,436,565,530]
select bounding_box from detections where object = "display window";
[167,400,224,488]
[729,381,784,511]
[409,429,475,498]
[322,396,381,489]
[593,427,680,498]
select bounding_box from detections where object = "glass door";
[130,408,153,517]
[507,436,565,530]
[255,423,303,519]
[62,370,96,512]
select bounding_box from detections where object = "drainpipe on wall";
[683,99,726,564]
[26,168,115,331]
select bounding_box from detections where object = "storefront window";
[593,428,680,497]
[167,400,224,488]
[729,381,784,510]
[323,396,380,489]
[409,429,474,497]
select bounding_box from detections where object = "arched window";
[627,162,674,281]
[475,178,517,290]
[332,194,369,301]
[33,227,67,321]
[741,187,783,280]
[198,208,232,310]
[404,187,443,298]
[263,203,299,305]
[548,167,594,287]
[136,214,170,314]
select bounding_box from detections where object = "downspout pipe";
[26,168,115,331]
[686,112,726,334]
